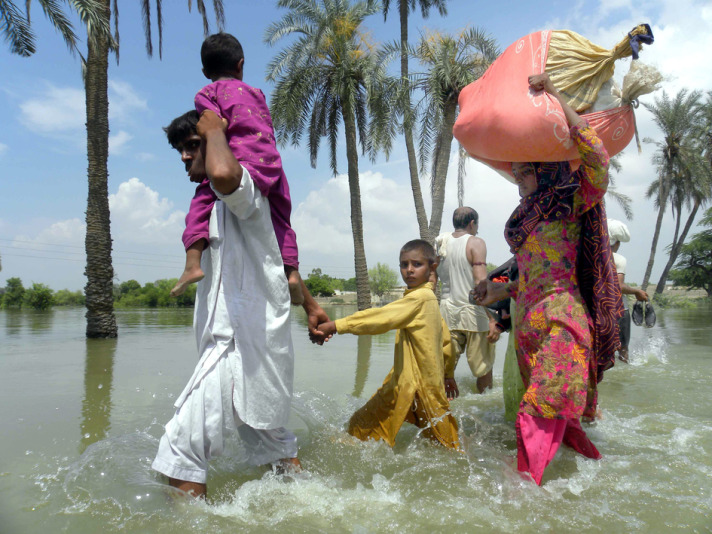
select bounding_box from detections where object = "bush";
[54,289,85,306]
[2,277,25,308]
[24,283,54,310]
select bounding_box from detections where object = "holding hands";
[315,320,337,340]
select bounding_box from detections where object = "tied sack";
[453,25,657,175]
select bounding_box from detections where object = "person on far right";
[608,219,649,363]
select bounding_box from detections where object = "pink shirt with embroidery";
[183,79,298,269]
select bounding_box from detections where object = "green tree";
[54,289,85,306]
[266,0,393,310]
[668,208,712,297]
[641,89,703,291]
[606,155,633,220]
[2,277,25,308]
[409,28,499,240]
[4,1,224,336]
[24,282,54,310]
[342,277,357,291]
[82,0,224,337]
[382,0,448,239]
[0,0,106,57]
[304,268,336,297]
[368,262,398,297]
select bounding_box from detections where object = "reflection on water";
[353,335,372,397]
[80,338,116,453]
[0,304,711,532]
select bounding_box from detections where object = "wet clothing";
[335,282,460,450]
[504,124,620,483]
[153,168,296,483]
[184,79,298,270]
[436,233,495,378]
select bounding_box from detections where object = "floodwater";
[1,303,711,533]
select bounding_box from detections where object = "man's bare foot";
[272,457,302,475]
[168,477,206,498]
[286,268,304,306]
[618,349,629,363]
[171,267,204,297]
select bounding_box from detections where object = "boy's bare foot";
[171,267,205,297]
[286,268,304,306]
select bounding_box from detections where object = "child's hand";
[444,378,459,400]
[317,321,337,339]
[307,308,333,345]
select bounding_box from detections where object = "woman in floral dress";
[474,73,623,485]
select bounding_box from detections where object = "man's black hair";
[163,110,199,149]
[452,206,478,229]
[201,32,244,80]
[400,239,438,265]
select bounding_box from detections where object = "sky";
[1,0,711,292]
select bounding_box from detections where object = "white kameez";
[152,168,296,483]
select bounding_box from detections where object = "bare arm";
[197,110,243,195]
[466,236,488,284]
[618,273,649,301]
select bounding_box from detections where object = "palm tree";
[606,155,633,220]
[81,0,224,337]
[640,89,702,292]
[1,0,107,57]
[266,0,391,311]
[4,1,224,336]
[410,28,498,240]
[381,0,447,239]
[651,97,712,294]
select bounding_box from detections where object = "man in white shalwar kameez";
[152,110,330,497]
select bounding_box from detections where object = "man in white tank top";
[435,207,501,394]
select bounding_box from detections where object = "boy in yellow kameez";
[318,240,461,450]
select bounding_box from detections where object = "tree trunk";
[655,200,701,294]
[84,0,117,338]
[343,103,371,310]
[399,2,429,240]
[641,174,670,292]
[427,98,457,240]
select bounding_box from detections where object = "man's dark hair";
[163,110,199,149]
[400,239,438,265]
[201,32,244,80]
[453,206,478,229]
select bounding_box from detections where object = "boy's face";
[176,133,205,183]
[399,249,434,289]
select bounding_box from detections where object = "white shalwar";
[152,168,297,484]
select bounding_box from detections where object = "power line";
[0,237,183,259]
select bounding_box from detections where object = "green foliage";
[23,283,54,310]
[369,262,399,297]
[2,277,26,308]
[304,269,336,297]
[114,279,196,308]
[668,224,712,297]
[342,278,357,292]
[53,289,85,307]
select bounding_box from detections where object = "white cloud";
[108,80,148,122]
[19,85,85,133]
[0,142,7,156]
[109,130,133,155]
[109,177,185,244]
[1,178,187,289]
[17,79,148,135]
[136,152,155,162]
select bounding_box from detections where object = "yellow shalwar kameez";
[335,282,461,450]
